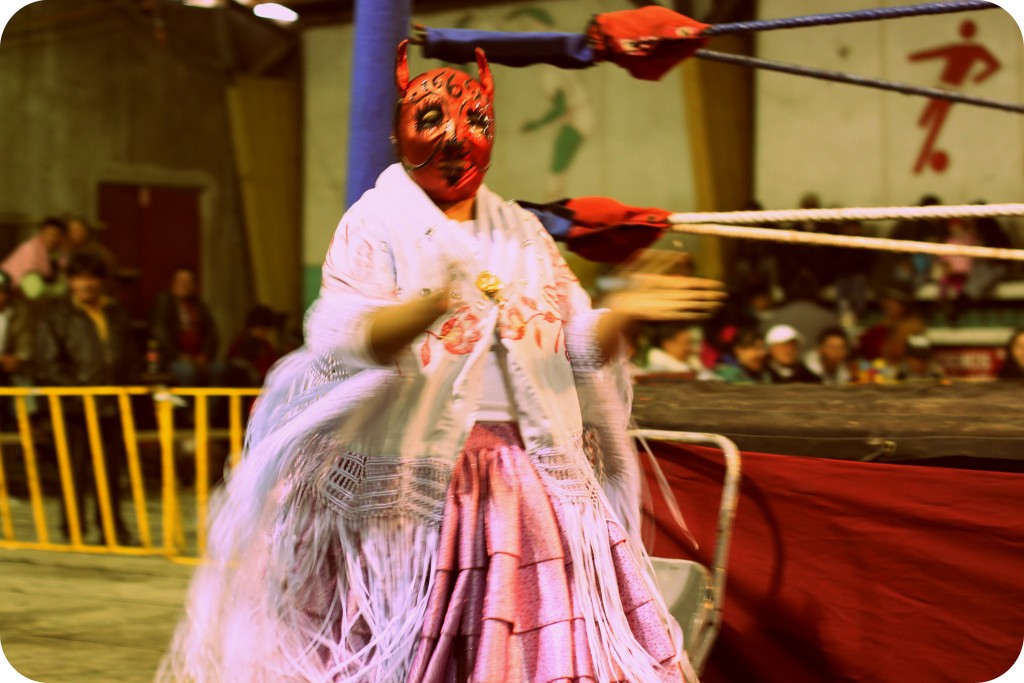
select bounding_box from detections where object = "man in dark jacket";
[36,252,137,545]
[0,270,34,428]
[149,267,219,386]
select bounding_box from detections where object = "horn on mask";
[395,39,410,93]
[474,47,493,100]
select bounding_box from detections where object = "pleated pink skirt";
[406,422,685,683]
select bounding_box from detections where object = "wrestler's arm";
[366,290,449,363]
[543,228,722,365]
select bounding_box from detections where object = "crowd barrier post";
[118,391,152,548]
[83,394,117,548]
[47,394,83,548]
[193,393,209,556]
[155,391,182,555]
[229,394,243,470]
[15,395,48,544]
[0,438,13,540]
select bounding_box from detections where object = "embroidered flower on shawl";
[421,306,482,366]
[498,296,565,353]
[501,305,527,341]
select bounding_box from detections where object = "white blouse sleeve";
[303,213,397,369]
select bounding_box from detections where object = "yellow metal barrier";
[0,386,261,559]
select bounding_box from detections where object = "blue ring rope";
[704,0,998,36]
[694,49,1024,113]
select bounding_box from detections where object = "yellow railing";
[0,386,261,559]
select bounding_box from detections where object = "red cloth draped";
[643,442,1024,683]
[563,196,670,263]
[588,7,709,81]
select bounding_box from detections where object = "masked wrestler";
[158,42,718,683]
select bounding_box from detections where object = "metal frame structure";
[630,429,742,674]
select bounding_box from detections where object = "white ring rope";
[668,202,1024,225]
[669,222,1024,261]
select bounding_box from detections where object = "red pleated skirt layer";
[406,422,684,683]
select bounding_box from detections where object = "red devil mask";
[394,40,495,204]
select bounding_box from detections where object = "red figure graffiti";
[908,20,1000,174]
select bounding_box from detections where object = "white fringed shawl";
[156,164,693,683]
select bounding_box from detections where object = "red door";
[98,183,202,323]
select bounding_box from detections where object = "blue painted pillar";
[345,0,411,208]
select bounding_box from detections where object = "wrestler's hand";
[596,250,725,361]
[603,249,725,321]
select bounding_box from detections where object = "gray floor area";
[0,549,194,683]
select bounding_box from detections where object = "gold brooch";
[475,271,504,300]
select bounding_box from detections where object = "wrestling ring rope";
[416,0,1024,113]
[664,203,1024,261]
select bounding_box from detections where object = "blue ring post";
[345,0,412,208]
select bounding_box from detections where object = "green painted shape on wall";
[303,265,321,310]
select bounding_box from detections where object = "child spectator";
[896,335,944,381]
[644,322,716,379]
[2,217,68,298]
[715,327,771,384]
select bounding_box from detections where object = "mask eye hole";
[466,110,491,136]
[415,104,444,131]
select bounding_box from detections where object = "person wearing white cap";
[765,324,821,384]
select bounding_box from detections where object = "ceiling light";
[253,2,298,23]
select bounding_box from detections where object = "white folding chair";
[630,429,742,675]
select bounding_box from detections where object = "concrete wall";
[755,0,1024,217]
[0,0,251,343]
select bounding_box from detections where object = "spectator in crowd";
[35,252,137,545]
[1,217,68,297]
[764,324,821,384]
[733,199,778,294]
[644,322,717,379]
[150,267,219,386]
[937,217,978,315]
[224,305,283,387]
[831,219,874,318]
[997,328,1024,380]
[65,216,116,277]
[0,271,34,427]
[895,335,944,381]
[804,326,853,386]
[763,269,838,350]
[715,327,771,383]
[858,285,926,364]
[704,278,772,369]
[873,195,945,294]
[778,193,827,292]
[963,206,1011,300]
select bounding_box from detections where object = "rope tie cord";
[703,0,998,36]
[669,223,1024,261]
[668,203,1024,225]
